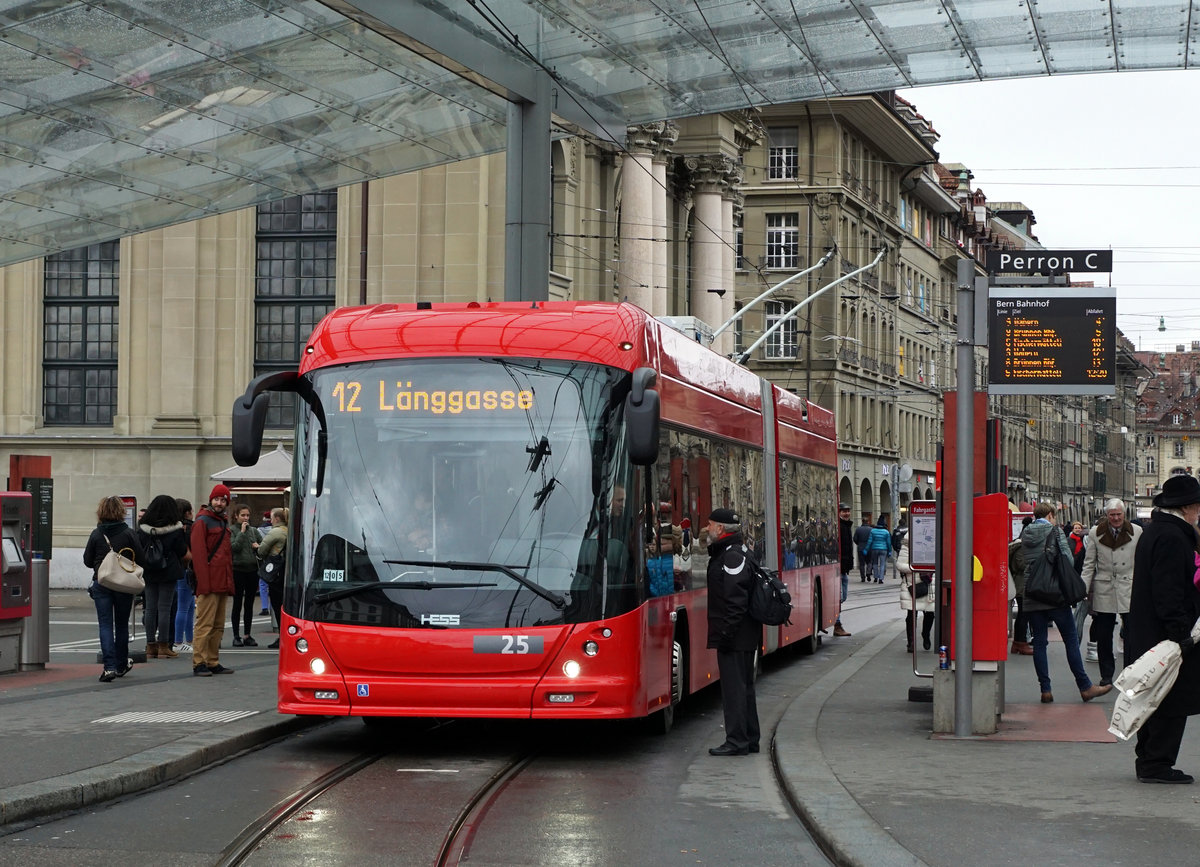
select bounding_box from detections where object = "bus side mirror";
[232,392,272,467]
[625,366,660,466]
[231,371,301,466]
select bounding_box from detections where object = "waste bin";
[19,556,48,669]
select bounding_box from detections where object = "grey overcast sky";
[898,70,1200,355]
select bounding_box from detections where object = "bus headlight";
[310,657,327,675]
[563,659,581,678]
[583,640,599,657]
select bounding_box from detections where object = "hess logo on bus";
[421,613,460,626]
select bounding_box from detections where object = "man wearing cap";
[1126,475,1200,783]
[706,507,760,757]
[834,504,853,637]
[190,484,236,677]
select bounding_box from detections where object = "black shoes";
[260,608,270,616]
[709,743,749,756]
[232,636,244,647]
[748,744,760,754]
[208,664,235,674]
[1138,768,1194,784]
[193,664,213,677]
[98,670,117,683]
[117,659,133,677]
[242,636,258,647]
[923,636,932,651]
[269,639,280,649]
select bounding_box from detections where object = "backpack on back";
[747,554,792,626]
[141,533,167,571]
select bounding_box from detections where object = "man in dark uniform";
[706,507,761,757]
[835,504,854,637]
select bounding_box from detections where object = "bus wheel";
[799,590,822,655]
[646,639,683,735]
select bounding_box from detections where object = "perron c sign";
[984,249,1112,274]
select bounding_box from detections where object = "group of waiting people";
[1008,477,1200,784]
[83,483,288,682]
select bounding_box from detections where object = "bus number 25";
[502,635,531,654]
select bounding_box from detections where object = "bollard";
[18,556,49,669]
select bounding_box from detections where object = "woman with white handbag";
[83,495,145,682]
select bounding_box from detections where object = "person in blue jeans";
[82,495,145,682]
[174,498,195,652]
[866,516,893,584]
[1020,502,1112,704]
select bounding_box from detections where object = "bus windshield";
[289,357,640,629]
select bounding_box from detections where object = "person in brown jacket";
[190,484,235,676]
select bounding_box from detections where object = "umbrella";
[1108,640,1182,741]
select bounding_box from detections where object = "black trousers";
[231,569,259,636]
[716,649,760,750]
[1090,611,1126,685]
[1136,713,1188,777]
[906,610,933,648]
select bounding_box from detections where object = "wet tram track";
[216,721,543,867]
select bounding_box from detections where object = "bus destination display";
[987,287,1116,396]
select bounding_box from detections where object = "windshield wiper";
[311,579,496,605]
[384,558,567,609]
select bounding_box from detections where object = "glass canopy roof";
[0,0,1193,266]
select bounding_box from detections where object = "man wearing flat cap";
[705,507,761,756]
[1126,474,1200,783]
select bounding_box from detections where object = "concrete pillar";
[651,121,678,316]
[685,154,737,340]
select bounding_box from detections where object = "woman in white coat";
[1081,497,1142,687]
[898,531,935,652]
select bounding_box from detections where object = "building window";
[765,213,799,269]
[1172,413,1182,425]
[736,229,747,270]
[1146,455,1155,474]
[43,241,119,425]
[255,191,338,428]
[767,127,798,180]
[763,300,797,359]
[1174,441,1186,458]
[1145,433,1156,447]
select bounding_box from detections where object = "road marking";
[92,710,260,724]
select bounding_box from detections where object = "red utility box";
[942,493,1010,662]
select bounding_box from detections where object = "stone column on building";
[685,154,739,350]
[651,122,678,316]
[619,124,665,312]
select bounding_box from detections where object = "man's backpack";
[747,556,792,626]
[141,533,167,571]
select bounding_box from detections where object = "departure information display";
[987,287,1116,395]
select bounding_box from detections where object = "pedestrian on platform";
[867,515,893,583]
[258,507,289,648]
[1081,498,1140,687]
[853,515,873,582]
[834,504,853,637]
[705,507,760,757]
[190,484,235,676]
[173,498,195,653]
[1021,503,1111,704]
[897,529,933,652]
[136,494,188,660]
[83,495,144,683]
[1008,516,1034,655]
[229,504,262,648]
[1126,475,1200,783]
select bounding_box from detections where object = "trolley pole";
[954,258,975,738]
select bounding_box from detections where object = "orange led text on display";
[329,381,534,414]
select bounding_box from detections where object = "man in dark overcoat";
[705,507,761,757]
[1126,475,1200,783]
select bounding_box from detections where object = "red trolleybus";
[232,301,838,731]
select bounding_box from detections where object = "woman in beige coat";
[897,532,935,652]
[1081,497,1142,687]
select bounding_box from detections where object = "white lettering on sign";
[997,252,1101,272]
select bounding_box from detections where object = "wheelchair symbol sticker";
[356,684,369,697]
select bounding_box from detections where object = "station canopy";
[0,0,1195,267]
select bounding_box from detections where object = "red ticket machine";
[942,493,1010,662]
[0,492,32,619]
